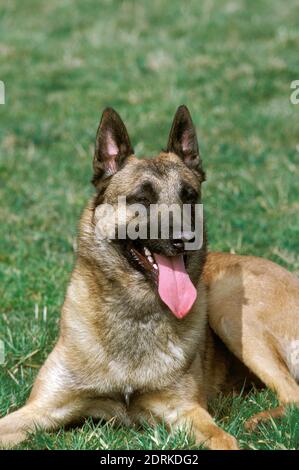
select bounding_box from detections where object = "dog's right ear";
[92,108,134,186]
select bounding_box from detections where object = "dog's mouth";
[129,243,159,283]
[120,240,197,319]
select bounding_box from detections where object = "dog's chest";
[99,317,189,393]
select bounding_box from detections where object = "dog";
[0,106,298,450]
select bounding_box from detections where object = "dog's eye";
[126,193,151,206]
[136,195,151,205]
[127,182,158,206]
[180,184,199,204]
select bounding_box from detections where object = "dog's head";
[85,106,206,318]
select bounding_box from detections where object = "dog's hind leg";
[216,317,299,430]
[241,337,299,431]
[205,254,299,431]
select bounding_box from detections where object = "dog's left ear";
[92,107,134,185]
[167,105,204,177]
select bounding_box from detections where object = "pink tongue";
[154,254,197,319]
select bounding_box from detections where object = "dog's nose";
[172,239,185,250]
[171,231,195,250]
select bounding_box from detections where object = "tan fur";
[0,152,237,450]
[1,110,298,449]
[2,196,299,450]
[204,252,299,427]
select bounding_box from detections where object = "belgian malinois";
[0,106,298,450]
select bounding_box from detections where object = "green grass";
[0,0,299,450]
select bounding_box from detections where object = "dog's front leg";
[0,347,88,448]
[0,398,80,448]
[131,388,239,450]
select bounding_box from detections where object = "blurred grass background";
[0,0,298,450]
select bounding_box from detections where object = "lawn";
[0,0,299,450]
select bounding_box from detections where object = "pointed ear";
[167,105,203,177]
[92,108,134,185]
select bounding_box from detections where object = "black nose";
[172,239,185,250]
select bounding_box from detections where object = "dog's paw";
[0,431,27,449]
[208,431,239,450]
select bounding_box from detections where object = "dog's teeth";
[153,263,158,270]
[144,247,151,256]
[147,255,154,264]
